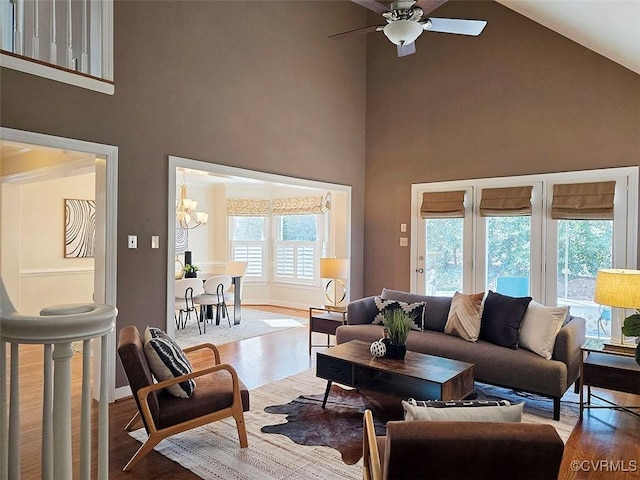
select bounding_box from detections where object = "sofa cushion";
[480,291,532,349]
[402,398,523,422]
[143,326,196,398]
[444,292,484,342]
[382,289,451,331]
[372,296,425,330]
[519,301,569,360]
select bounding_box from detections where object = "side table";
[309,306,347,355]
[579,339,640,420]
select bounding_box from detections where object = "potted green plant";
[182,263,200,278]
[621,313,640,366]
[382,308,415,359]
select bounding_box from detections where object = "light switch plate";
[400,223,407,232]
[128,235,137,249]
[151,235,160,249]
[400,237,408,247]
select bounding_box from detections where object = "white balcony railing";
[0,278,117,479]
[0,0,114,94]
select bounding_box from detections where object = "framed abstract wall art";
[65,198,96,258]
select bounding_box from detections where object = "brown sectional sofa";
[336,289,586,420]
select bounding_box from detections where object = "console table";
[579,339,640,419]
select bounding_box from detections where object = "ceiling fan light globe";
[383,20,423,46]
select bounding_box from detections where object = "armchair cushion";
[144,327,196,398]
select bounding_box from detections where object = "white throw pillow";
[402,399,523,423]
[518,301,569,360]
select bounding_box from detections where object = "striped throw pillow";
[143,326,196,398]
[444,291,485,342]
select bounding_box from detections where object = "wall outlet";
[400,237,408,247]
[128,235,137,249]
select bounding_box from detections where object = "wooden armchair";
[363,409,564,480]
[117,326,249,471]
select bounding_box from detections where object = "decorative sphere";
[370,340,387,358]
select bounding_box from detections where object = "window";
[274,214,320,283]
[412,168,638,341]
[230,216,266,280]
[485,217,531,295]
[424,218,464,295]
[557,220,612,338]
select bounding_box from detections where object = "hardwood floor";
[9,306,640,479]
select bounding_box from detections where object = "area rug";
[175,307,308,349]
[129,369,584,479]
[128,368,361,480]
[260,373,583,465]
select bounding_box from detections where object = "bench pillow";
[402,398,523,423]
[143,326,196,398]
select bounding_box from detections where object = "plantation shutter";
[551,181,615,220]
[420,191,466,219]
[479,186,533,217]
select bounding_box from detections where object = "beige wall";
[12,174,95,314]
[363,1,640,295]
[0,1,367,387]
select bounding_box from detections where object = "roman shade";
[272,195,326,215]
[226,199,271,216]
[479,186,533,217]
[551,181,615,220]
[420,191,466,219]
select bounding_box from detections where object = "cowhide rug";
[261,384,404,465]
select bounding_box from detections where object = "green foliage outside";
[281,215,317,241]
[425,218,612,297]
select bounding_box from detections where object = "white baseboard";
[114,385,132,401]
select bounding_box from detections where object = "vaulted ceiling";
[496,1,639,74]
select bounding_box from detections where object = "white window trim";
[411,167,638,337]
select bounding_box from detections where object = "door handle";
[416,268,424,274]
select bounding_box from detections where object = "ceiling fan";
[331,0,487,57]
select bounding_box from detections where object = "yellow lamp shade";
[320,258,349,280]
[594,269,640,309]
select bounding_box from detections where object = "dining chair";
[193,275,233,332]
[174,278,203,329]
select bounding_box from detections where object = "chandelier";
[176,175,208,230]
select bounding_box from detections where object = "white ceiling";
[496,0,640,75]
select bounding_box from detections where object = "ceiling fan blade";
[397,42,416,57]
[425,18,487,36]
[350,0,389,14]
[414,0,448,16]
[329,25,382,40]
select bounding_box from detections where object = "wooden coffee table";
[316,340,475,408]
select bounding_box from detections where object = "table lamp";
[320,258,349,310]
[594,269,640,346]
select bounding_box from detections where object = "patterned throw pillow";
[372,296,425,330]
[402,398,523,422]
[444,291,485,342]
[143,326,196,398]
